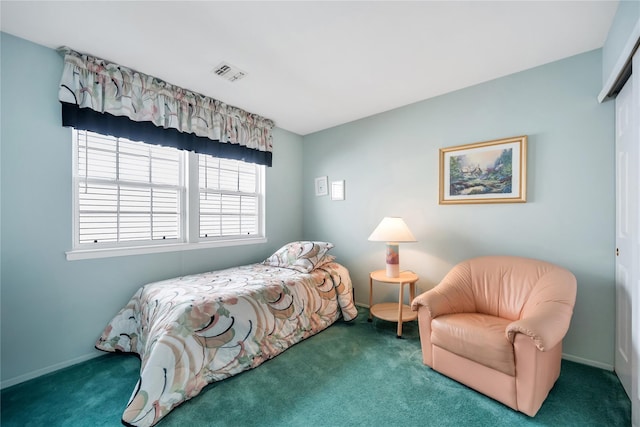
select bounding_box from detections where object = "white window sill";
[66,237,267,261]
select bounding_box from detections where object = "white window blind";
[74,130,184,246]
[199,155,261,238]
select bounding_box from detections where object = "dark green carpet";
[1,307,631,426]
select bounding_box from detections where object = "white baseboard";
[561,353,613,371]
[1,351,103,390]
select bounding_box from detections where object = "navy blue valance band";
[61,103,273,166]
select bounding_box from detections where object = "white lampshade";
[368,217,416,278]
[368,217,416,243]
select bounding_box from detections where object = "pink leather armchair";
[410,256,577,416]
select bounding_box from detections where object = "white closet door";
[615,51,639,426]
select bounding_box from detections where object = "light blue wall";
[0,33,304,385]
[0,26,621,383]
[602,0,640,89]
[303,49,615,367]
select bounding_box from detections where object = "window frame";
[67,130,266,261]
[197,154,265,241]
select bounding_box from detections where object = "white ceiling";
[1,1,619,136]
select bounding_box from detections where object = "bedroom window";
[69,130,265,260]
[199,155,263,239]
[73,130,185,247]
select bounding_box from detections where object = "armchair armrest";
[506,268,577,351]
[410,262,476,317]
[506,303,574,351]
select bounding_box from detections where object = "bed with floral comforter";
[96,242,357,426]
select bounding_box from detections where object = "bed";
[96,241,357,427]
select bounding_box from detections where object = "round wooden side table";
[368,269,419,338]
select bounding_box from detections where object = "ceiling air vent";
[212,62,247,82]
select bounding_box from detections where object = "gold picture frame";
[439,135,527,204]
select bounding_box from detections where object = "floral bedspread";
[96,262,357,426]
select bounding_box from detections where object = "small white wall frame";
[315,176,328,196]
[331,180,345,200]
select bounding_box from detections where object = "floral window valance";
[58,47,274,166]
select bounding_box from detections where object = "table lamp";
[368,217,417,278]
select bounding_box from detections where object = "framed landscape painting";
[439,135,527,204]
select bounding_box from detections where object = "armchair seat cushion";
[432,313,514,376]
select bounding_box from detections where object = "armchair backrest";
[459,256,576,321]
